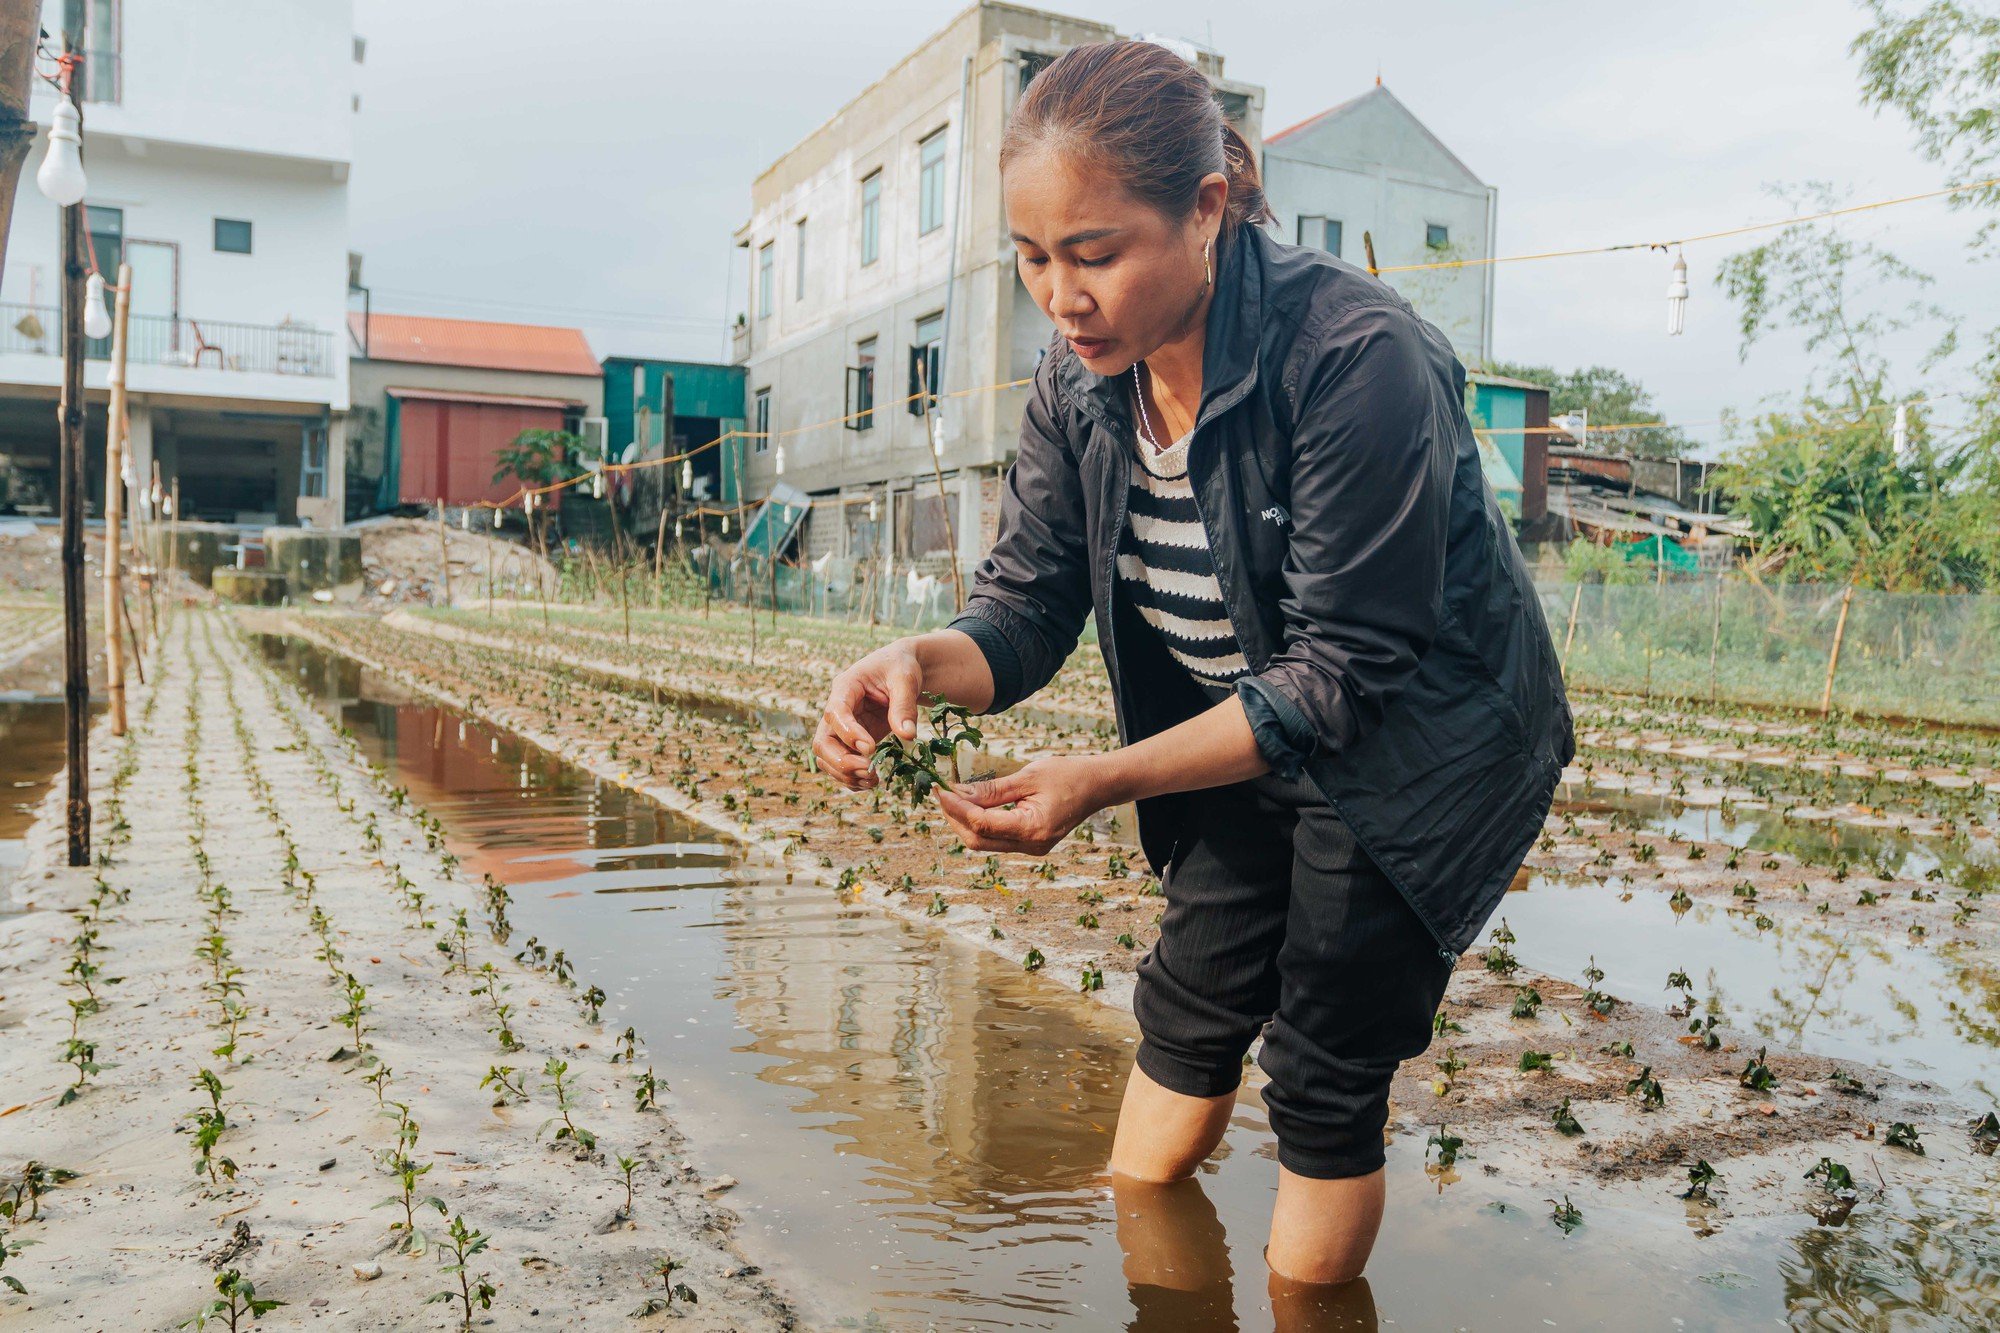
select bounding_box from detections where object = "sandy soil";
[281,608,1986,1224]
[0,610,796,1329]
[357,521,556,611]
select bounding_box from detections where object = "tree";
[1479,360,1695,457]
[493,428,584,552]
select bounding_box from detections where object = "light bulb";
[1892,402,1909,458]
[36,99,86,206]
[83,272,110,338]
[492,506,502,529]
[774,444,786,476]
[162,494,174,516]
[1666,252,1688,338]
[460,509,470,530]
[591,468,604,500]
[681,459,693,490]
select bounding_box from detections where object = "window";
[752,388,770,453]
[756,241,773,318]
[214,218,252,254]
[918,128,947,235]
[65,0,120,103]
[859,171,881,266]
[299,424,328,499]
[845,338,877,432]
[1018,51,1056,95]
[908,312,942,415]
[1426,223,1450,251]
[794,218,807,300]
[1296,215,1342,257]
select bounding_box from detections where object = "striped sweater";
[1115,426,1251,699]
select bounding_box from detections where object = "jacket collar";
[1057,222,1265,439]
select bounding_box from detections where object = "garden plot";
[0,609,793,1329]
[268,607,1994,1230]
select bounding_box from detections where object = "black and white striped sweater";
[1115,426,1251,700]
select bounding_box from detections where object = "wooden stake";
[1820,584,1855,716]
[1363,230,1379,276]
[118,591,144,685]
[1559,582,1583,678]
[102,261,132,736]
[436,497,453,608]
[57,145,89,866]
[915,361,965,614]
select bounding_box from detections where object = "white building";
[731,3,1262,583]
[1262,83,1495,366]
[0,0,358,528]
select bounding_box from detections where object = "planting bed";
[0,609,793,1328]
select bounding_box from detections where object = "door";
[123,239,178,362]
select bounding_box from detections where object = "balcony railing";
[0,303,335,377]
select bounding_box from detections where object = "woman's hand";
[813,641,925,791]
[934,757,1107,855]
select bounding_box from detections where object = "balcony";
[0,303,335,377]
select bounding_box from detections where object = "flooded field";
[0,698,76,902]
[257,633,2000,1331]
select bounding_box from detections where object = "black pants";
[1132,768,1456,1179]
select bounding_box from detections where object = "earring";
[1203,239,1212,287]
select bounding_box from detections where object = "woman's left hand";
[934,757,1107,855]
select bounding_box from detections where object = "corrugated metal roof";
[351,312,599,377]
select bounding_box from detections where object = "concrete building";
[1262,83,1495,365]
[346,312,604,515]
[0,0,358,528]
[730,3,1262,586]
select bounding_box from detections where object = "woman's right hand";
[813,640,925,791]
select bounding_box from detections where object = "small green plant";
[375,1102,445,1253]
[1518,1049,1554,1073]
[1626,1066,1666,1110]
[539,1058,597,1154]
[1426,1124,1465,1168]
[1739,1047,1778,1092]
[617,1155,640,1215]
[633,1254,698,1316]
[581,985,607,1024]
[612,1027,638,1064]
[1510,986,1543,1019]
[1804,1157,1856,1193]
[0,1225,30,1293]
[425,1214,496,1331]
[363,1064,394,1108]
[481,1065,528,1106]
[336,973,370,1055]
[1885,1121,1925,1155]
[187,1109,236,1188]
[1680,1158,1720,1200]
[0,1162,75,1224]
[868,694,983,806]
[634,1066,662,1113]
[1548,1195,1583,1234]
[1078,961,1104,993]
[1552,1098,1584,1136]
[1023,948,1045,972]
[56,1038,109,1106]
[176,1268,283,1330]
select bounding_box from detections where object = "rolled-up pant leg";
[1257,796,1456,1179]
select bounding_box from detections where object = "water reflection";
[259,633,2000,1331]
[0,697,80,902]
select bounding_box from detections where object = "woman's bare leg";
[1108,1062,1235,1181]
[1264,1165,1386,1285]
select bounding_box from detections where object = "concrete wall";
[1264,88,1493,365]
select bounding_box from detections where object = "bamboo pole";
[1559,582,1583,678]
[57,125,88,865]
[1708,576,1723,704]
[915,362,965,613]
[1820,584,1855,716]
[620,564,631,643]
[102,261,132,736]
[118,591,144,685]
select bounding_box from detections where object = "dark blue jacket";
[946,223,1573,955]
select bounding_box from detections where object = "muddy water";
[0,697,74,903]
[258,635,2000,1331]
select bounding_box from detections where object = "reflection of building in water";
[716,884,1139,1209]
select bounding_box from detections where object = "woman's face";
[1005,144,1226,376]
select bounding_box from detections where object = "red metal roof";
[351,311,599,377]
[386,385,584,409]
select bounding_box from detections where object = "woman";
[812,40,1573,1287]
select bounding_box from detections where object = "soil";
[276,605,1988,1224]
[0,609,796,1329]
[356,519,557,610]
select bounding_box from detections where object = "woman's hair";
[1002,40,1274,237]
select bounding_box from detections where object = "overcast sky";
[348,0,1994,458]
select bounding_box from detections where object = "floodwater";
[0,697,73,903]
[258,634,2000,1332]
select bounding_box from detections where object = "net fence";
[1538,579,2000,726]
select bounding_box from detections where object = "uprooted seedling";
[867,693,983,807]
